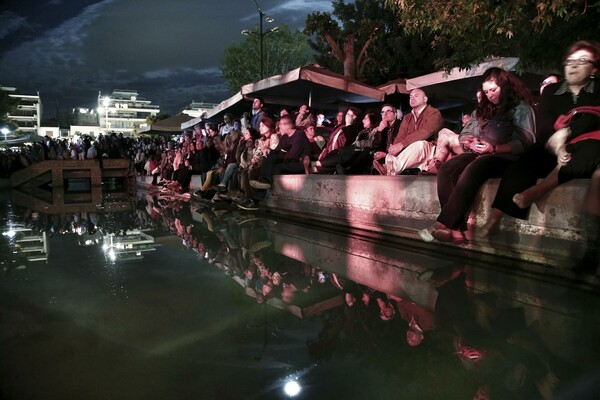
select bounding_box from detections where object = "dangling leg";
[573,168,600,274]
[513,166,560,209]
[477,207,504,238]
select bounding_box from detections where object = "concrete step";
[263,174,591,268]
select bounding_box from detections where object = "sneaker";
[418,227,436,242]
[237,199,259,211]
[250,177,272,190]
[211,193,227,203]
[216,183,227,192]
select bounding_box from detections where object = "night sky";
[0,0,332,119]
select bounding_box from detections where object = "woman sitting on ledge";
[479,40,600,243]
[313,107,363,174]
[419,67,536,244]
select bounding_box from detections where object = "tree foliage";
[384,0,600,71]
[220,24,314,93]
[304,0,443,85]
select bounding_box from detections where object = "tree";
[384,0,600,71]
[304,0,442,84]
[220,24,314,93]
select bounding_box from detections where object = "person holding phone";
[419,67,536,244]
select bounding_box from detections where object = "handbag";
[553,105,600,144]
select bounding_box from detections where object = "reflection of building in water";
[102,230,156,262]
[3,226,48,262]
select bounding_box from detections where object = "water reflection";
[1,190,599,399]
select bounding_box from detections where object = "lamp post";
[1,127,10,141]
[242,0,277,80]
[102,96,110,133]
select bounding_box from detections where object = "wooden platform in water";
[10,159,131,189]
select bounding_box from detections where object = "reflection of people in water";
[416,265,563,399]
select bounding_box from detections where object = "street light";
[1,127,10,141]
[102,96,110,133]
[242,0,278,79]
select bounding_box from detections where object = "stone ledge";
[264,174,590,267]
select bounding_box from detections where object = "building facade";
[97,89,159,137]
[182,101,219,118]
[1,85,42,136]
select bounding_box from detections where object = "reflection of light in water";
[283,380,301,397]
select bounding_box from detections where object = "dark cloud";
[0,0,332,118]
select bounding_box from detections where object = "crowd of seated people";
[3,40,597,272]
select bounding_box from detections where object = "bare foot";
[513,192,533,209]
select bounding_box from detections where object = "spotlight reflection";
[283,379,301,397]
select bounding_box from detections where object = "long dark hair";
[476,67,532,121]
[363,112,380,128]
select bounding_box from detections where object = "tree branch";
[323,32,344,62]
[356,28,379,77]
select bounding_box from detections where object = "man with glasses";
[377,104,402,153]
[250,114,311,190]
[373,89,444,175]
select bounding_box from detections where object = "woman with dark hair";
[314,106,364,174]
[341,111,385,174]
[479,40,600,252]
[419,67,536,243]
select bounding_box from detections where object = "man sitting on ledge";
[373,89,444,175]
[250,114,311,190]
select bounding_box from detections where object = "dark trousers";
[437,153,513,230]
[317,146,373,174]
[240,166,261,201]
[491,147,556,219]
[260,151,305,180]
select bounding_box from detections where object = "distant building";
[38,124,60,139]
[69,125,104,139]
[71,107,100,127]
[182,101,219,118]
[97,89,160,137]
[1,85,42,136]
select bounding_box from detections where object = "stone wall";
[264,175,589,268]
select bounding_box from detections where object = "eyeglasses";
[563,58,592,66]
[381,109,394,114]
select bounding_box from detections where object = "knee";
[590,168,600,189]
[408,140,429,155]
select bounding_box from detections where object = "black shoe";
[201,189,216,199]
[335,164,346,175]
[250,177,271,190]
[401,168,421,175]
[237,199,259,211]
